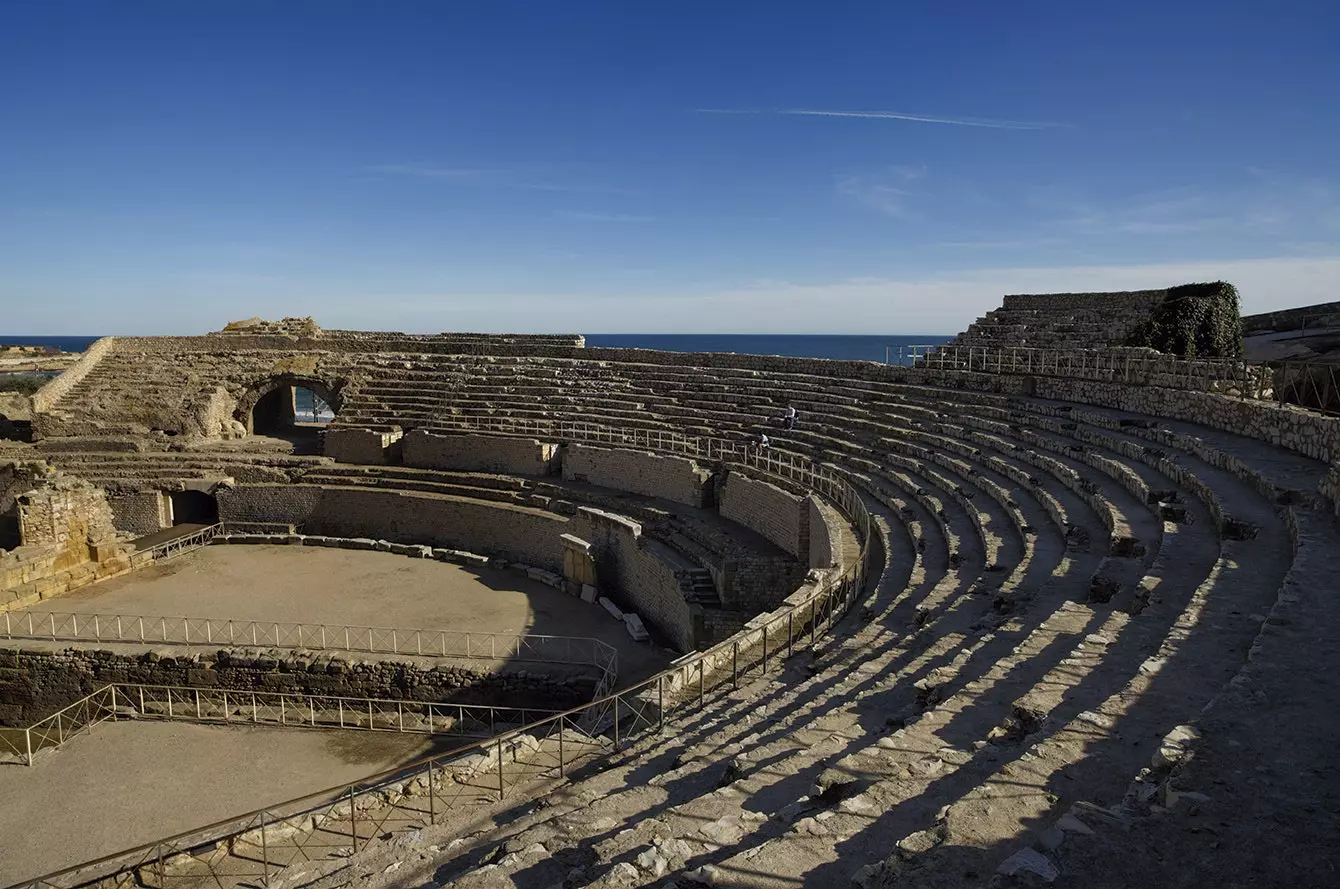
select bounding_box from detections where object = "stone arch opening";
[168,490,219,526]
[234,375,343,445]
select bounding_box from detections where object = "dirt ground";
[0,720,431,884]
[25,544,669,681]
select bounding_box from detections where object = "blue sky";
[2,1,1337,334]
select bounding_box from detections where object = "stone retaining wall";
[0,646,596,727]
[572,507,697,651]
[562,444,711,507]
[217,484,567,572]
[719,471,808,558]
[324,427,402,465]
[808,495,839,569]
[403,430,559,476]
[107,492,169,537]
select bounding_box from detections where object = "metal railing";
[1,684,565,768]
[7,423,872,889]
[0,686,118,768]
[148,523,222,561]
[434,415,870,525]
[1269,359,1340,416]
[886,343,1270,396]
[0,609,617,674]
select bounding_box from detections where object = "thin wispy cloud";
[698,107,1068,130]
[835,164,930,217]
[370,163,636,195]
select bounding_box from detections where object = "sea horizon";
[1,333,954,365]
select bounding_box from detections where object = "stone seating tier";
[11,328,1339,888]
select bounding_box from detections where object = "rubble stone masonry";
[0,646,596,726]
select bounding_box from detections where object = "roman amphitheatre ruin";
[1,287,1337,889]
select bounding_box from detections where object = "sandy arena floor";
[0,545,673,882]
[23,544,669,680]
[0,720,432,884]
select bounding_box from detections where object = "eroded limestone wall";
[1,470,138,612]
[403,430,558,476]
[563,444,711,507]
[719,471,808,558]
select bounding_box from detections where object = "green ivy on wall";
[1125,281,1243,358]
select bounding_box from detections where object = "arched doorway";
[235,375,343,452]
[169,490,219,526]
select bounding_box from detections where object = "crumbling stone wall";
[1,468,138,611]
[16,472,118,556]
[572,506,696,651]
[0,646,596,726]
[563,444,712,507]
[719,471,809,558]
[403,430,559,476]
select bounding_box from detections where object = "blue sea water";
[584,334,950,364]
[0,333,953,364]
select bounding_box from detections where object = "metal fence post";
[657,674,664,730]
[427,761,436,825]
[497,737,506,801]
[558,715,566,778]
[259,810,270,888]
[349,786,359,853]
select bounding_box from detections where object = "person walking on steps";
[782,404,797,430]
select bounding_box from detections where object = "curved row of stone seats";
[39,450,326,479]
[383,402,1298,885]
[28,342,1331,885]
[23,340,1329,884]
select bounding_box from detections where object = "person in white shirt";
[783,404,797,429]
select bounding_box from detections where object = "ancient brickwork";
[719,471,809,558]
[562,444,711,507]
[572,507,697,651]
[324,427,402,465]
[403,430,558,476]
[0,646,596,726]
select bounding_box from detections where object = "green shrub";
[1125,281,1243,358]
[0,374,48,396]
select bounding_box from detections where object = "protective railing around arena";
[2,684,567,767]
[885,342,1270,396]
[0,609,618,672]
[6,423,872,889]
[0,686,118,768]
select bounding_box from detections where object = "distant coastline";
[0,333,952,364]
